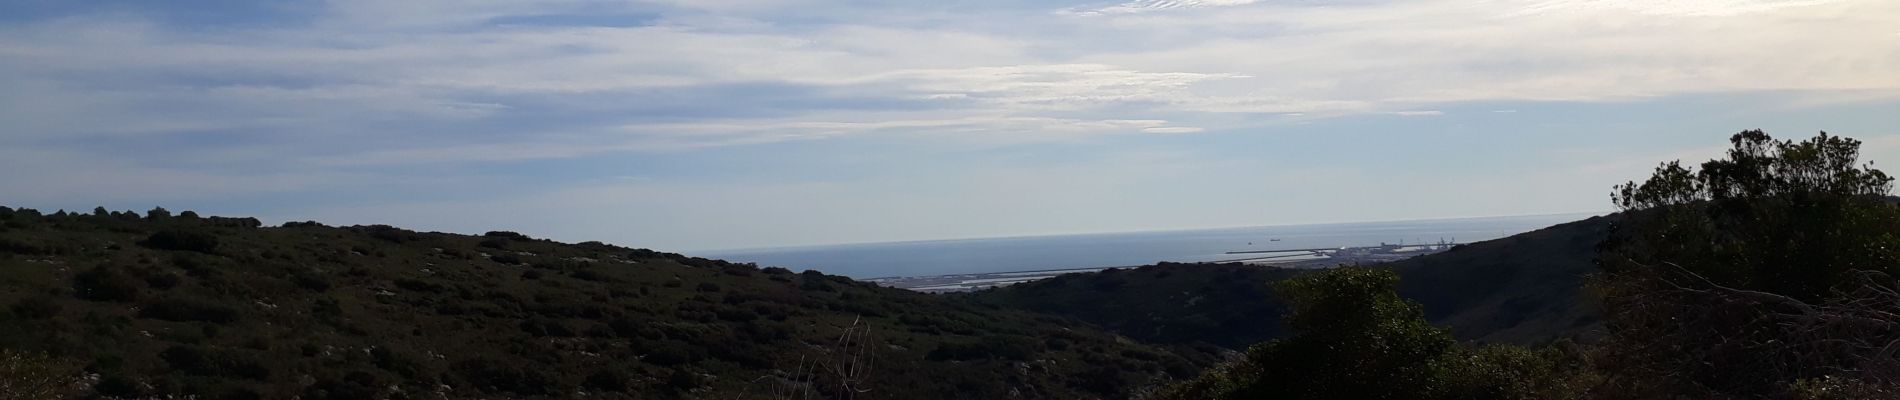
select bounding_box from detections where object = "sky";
[2,0,1899,252]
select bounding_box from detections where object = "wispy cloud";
[2,0,1898,249]
[1061,0,1261,16]
[1143,126,1206,134]
[6,0,1897,163]
[1513,0,1846,17]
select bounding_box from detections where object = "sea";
[698,213,1601,279]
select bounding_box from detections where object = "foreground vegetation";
[1147,130,1900,399]
[0,209,1212,399]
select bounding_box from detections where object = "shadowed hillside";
[966,263,1300,349]
[1390,215,1612,344]
[0,206,1213,399]
[971,216,1613,348]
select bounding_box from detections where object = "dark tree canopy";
[1613,130,1892,211]
[1598,130,1900,398]
[1605,130,1900,299]
[1155,268,1589,400]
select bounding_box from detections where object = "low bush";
[159,345,270,380]
[583,369,629,392]
[74,267,143,302]
[141,230,220,254]
[0,237,50,255]
[139,297,241,324]
[8,297,61,319]
[394,279,445,293]
[927,335,1040,361]
[453,358,558,395]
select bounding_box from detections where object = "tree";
[1157,268,1459,400]
[1606,130,1900,299]
[1598,130,1900,397]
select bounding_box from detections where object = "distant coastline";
[701,212,1599,278]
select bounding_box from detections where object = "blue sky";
[3,0,1899,252]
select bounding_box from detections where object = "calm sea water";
[699,213,1599,279]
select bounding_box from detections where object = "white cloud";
[2,0,1897,165]
[1080,0,1900,107]
[1513,0,1846,17]
[838,64,1246,110]
[309,114,1181,165]
[1062,0,1262,16]
[1143,126,1205,134]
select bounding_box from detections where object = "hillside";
[0,206,1213,399]
[1389,215,1611,343]
[964,263,1300,349]
[970,215,1613,348]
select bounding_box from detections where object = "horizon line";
[692,209,1608,254]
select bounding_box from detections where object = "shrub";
[799,273,836,292]
[370,347,424,379]
[354,225,417,243]
[74,267,142,302]
[304,371,383,400]
[0,237,50,255]
[394,279,445,293]
[143,272,182,290]
[8,297,61,319]
[927,335,1040,361]
[139,297,241,324]
[518,319,576,337]
[569,269,607,282]
[93,375,141,397]
[643,343,699,366]
[140,230,220,254]
[666,368,700,391]
[453,358,557,395]
[204,217,261,228]
[292,272,332,292]
[159,345,269,380]
[721,264,755,277]
[583,369,629,392]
